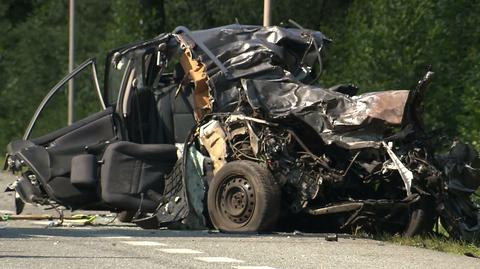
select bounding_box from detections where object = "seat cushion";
[100,141,177,212]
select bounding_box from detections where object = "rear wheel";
[404,197,436,237]
[207,161,281,232]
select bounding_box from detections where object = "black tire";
[207,160,281,232]
[117,211,135,223]
[404,197,436,237]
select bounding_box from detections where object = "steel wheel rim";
[217,175,256,226]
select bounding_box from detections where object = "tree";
[0,0,478,153]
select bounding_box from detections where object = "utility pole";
[263,0,271,26]
[68,0,75,125]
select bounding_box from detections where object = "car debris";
[1,213,97,227]
[3,24,480,242]
[325,234,338,242]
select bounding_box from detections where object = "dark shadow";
[0,255,144,259]
[0,226,351,239]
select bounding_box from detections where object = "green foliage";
[0,1,68,144]
[319,0,480,149]
[0,0,478,152]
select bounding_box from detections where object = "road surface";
[1,173,479,269]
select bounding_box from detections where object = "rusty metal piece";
[178,38,211,121]
[305,202,364,216]
[362,90,409,125]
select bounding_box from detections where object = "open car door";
[6,59,120,211]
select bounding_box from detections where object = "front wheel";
[207,161,281,232]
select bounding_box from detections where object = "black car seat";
[100,141,177,212]
[100,64,196,212]
[127,86,160,144]
[154,64,196,144]
[173,85,196,142]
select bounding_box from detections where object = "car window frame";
[24,58,106,140]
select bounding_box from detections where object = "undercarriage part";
[301,194,434,237]
[155,159,189,225]
[207,160,281,232]
[305,203,363,216]
[339,195,424,233]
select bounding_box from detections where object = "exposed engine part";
[199,120,227,173]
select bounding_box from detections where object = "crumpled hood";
[185,24,409,149]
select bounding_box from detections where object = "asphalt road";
[1,222,479,269]
[1,173,480,269]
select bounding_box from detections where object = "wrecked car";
[4,24,480,241]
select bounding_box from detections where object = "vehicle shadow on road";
[0,254,144,259]
[0,225,339,240]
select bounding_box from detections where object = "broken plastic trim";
[382,141,414,196]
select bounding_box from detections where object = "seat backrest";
[100,141,177,212]
[154,84,196,144]
[154,85,175,144]
[172,86,196,143]
[126,87,160,144]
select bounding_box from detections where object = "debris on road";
[1,213,100,227]
[325,234,339,242]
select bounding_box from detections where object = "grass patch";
[377,221,480,257]
[0,156,4,170]
[378,234,480,257]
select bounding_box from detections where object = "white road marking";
[194,257,244,263]
[30,221,54,226]
[122,241,167,246]
[25,234,52,238]
[159,248,203,254]
[233,266,276,269]
[95,235,132,239]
